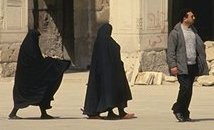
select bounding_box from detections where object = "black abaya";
[13,29,70,109]
[83,23,132,116]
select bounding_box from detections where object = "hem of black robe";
[84,98,132,116]
[14,99,53,109]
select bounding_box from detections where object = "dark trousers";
[172,64,198,118]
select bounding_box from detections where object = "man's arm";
[166,31,178,75]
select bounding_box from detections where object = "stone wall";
[139,50,169,74]
[110,0,169,84]
[0,0,110,77]
[134,41,214,86]
[0,43,21,77]
[0,0,63,77]
[0,0,27,77]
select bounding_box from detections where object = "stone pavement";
[0,72,214,130]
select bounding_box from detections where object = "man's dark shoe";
[40,114,54,119]
[185,117,192,122]
[173,113,185,122]
[184,114,193,122]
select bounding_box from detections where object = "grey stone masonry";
[139,50,169,74]
[0,43,21,77]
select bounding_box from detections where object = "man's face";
[184,11,195,25]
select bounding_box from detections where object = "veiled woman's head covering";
[25,29,41,45]
[97,23,112,38]
[18,29,43,64]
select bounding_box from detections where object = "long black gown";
[13,29,70,110]
[83,23,132,116]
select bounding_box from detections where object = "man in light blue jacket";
[167,9,208,122]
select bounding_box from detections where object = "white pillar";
[110,0,168,52]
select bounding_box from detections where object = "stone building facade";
[0,0,214,78]
[0,0,110,77]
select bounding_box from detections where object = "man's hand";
[170,67,178,76]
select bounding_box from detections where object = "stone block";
[1,63,17,77]
[135,72,154,85]
[135,72,163,85]
[207,61,211,70]
[206,47,214,61]
[211,60,214,65]
[153,72,163,85]
[164,75,177,82]
[209,68,214,75]
[209,62,214,75]
[140,50,169,74]
[204,41,214,48]
[197,75,214,86]
[1,43,20,62]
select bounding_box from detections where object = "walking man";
[167,9,208,122]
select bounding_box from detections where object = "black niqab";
[83,23,132,116]
[13,29,71,109]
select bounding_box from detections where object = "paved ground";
[0,72,214,130]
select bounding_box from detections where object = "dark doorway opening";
[62,0,74,62]
[169,0,214,41]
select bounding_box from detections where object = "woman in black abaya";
[9,29,70,119]
[83,23,134,120]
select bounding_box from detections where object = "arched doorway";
[169,0,214,41]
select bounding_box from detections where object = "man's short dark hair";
[179,8,194,23]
